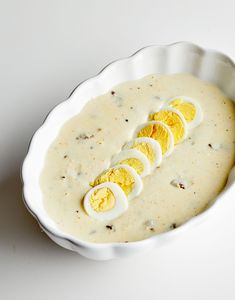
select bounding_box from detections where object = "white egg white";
[164,96,203,129]
[83,182,128,221]
[135,120,174,158]
[111,148,151,177]
[123,137,162,170]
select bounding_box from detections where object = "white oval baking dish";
[22,42,235,260]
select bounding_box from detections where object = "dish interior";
[39,73,235,243]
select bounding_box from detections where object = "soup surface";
[40,74,235,243]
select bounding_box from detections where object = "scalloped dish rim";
[22,42,235,260]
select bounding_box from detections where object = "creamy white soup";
[40,74,235,243]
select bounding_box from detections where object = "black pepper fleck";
[179,183,185,189]
[170,223,177,229]
[125,119,129,122]
[76,133,94,140]
[63,155,68,159]
[111,91,115,95]
[130,106,133,110]
[61,176,66,179]
[208,143,212,148]
[105,225,113,230]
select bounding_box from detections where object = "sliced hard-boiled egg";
[123,137,162,170]
[90,164,143,200]
[111,149,151,177]
[149,108,188,144]
[83,182,128,221]
[136,121,174,157]
[164,96,203,129]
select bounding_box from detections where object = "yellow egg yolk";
[91,168,135,195]
[119,158,144,175]
[89,187,115,212]
[169,98,196,123]
[149,110,185,144]
[132,143,155,165]
[137,123,170,155]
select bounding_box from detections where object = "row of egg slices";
[83,96,203,221]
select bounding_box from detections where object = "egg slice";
[90,164,143,200]
[136,121,174,157]
[164,96,203,129]
[83,182,128,221]
[149,108,187,144]
[123,137,162,170]
[111,149,151,177]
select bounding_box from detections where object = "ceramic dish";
[22,42,235,260]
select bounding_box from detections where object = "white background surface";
[0,0,235,299]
